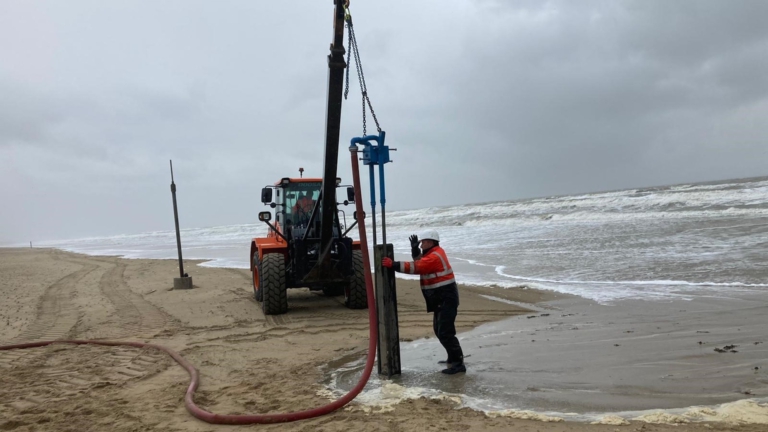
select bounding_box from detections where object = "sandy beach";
[1,247,766,432]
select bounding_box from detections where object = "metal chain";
[344,21,352,100]
[362,93,367,136]
[343,13,382,135]
[365,93,381,134]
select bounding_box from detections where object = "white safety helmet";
[419,230,440,243]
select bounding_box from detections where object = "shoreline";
[1,248,767,431]
[329,292,768,424]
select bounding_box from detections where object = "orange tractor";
[251,176,366,315]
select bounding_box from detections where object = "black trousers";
[429,284,464,364]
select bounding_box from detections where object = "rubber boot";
[441,363,466,375]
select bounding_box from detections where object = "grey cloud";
[2,0,768,243]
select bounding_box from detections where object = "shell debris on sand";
[632,411,690,425]
[485,409,564,422]
[632,400,768,425]
[591,415,630,425]
[319,383,463,414]
[684,400,768,425]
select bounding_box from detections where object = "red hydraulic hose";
[0,149,378,424]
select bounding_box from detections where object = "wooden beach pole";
[170,160,193,290]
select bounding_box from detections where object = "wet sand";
[1,248,767,431]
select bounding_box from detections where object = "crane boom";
[306,0,347,281]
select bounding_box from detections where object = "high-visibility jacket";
[400,246,456,290]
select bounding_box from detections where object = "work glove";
[409,234,420,259]
[382,257,394,268]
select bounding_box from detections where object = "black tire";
[345,250,368,309]
[252,253,263,302]
[261,253,287,315]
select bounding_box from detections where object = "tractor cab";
[260,177,354,242]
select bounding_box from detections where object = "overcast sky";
[2,0,768,244]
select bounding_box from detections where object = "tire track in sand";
[0,262,96,368]
[0,256,172,415]
[1,344,169,417]
[96,261,169,339]
[225,268,252,283]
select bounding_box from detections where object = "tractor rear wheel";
[252,253,263,302]
[261,253,287,315]
[345,250,368,309]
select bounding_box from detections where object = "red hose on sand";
[0,149,378,425]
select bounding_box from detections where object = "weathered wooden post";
[170,160,193,290]
[375,243,401,377]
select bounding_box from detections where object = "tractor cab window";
[283,182,321,227]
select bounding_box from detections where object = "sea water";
[38,176,768,303]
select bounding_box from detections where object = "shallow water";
[330,294,768,419]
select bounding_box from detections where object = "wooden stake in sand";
[170,160,193,290]
[375,243,401,377]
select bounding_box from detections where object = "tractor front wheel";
[345,250,368,309]
[261,253,287,315]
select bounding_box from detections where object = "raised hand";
[409,234,420,259]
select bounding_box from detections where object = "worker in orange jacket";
[382,230,465,374]
[293,191,315,225]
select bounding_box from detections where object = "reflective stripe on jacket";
[401,246,456,290]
